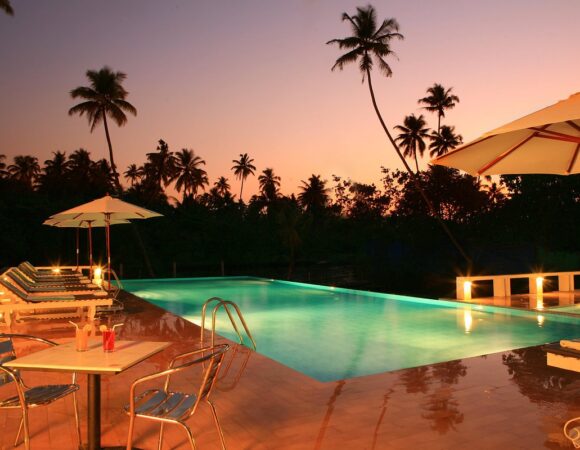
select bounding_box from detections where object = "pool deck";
[0,291,578,449]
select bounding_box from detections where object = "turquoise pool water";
[122,277,579,382]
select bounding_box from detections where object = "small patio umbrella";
[43,218,130,273]
[47,194,162,286]
[431,92,580,176]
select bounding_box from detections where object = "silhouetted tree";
[69,66,137,192]
[0,0,14,15]
[258,168,281,202]
[144,139,176,189]
[328,5,470,263]
[8,155,40,190]
[174,148,208,198]
[418,83,460,133]
[231,153,256,202]
[395,114,430,173]
[429,125,463,157]
[124,164,143,187]
[298,174,330,213]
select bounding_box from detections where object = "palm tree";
[258,168,281,201]
[8,155,40,190]
[428,125,463,158]
[394,114,430,173]
[214,177,231,197]
[124,164,143,186]
[68,66,137,193]
[174,148,208,198]
[145,139,176,189]
[0,154,7,177]
[418,83,460,133]
[298,174,330,213]
[328,5,470,263]
[231,153,256,202]
[0,0,14,15]
[39,151,71,191]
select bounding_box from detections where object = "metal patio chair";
[0,333,81,450]
[125,344,229,450]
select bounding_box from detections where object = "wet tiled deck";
[0,292,579,449]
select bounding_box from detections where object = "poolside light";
[463,309,473,333]
[93,267,103,286]
[536,277,544,296]
[463,281,472,301]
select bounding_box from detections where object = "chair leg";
[178,422,197,450]
[157,422,165,450]
[126,415,136,450]
[20,407,30,450]
[13,415,23,447]
[207,400,226,450]
[73,391,82,447]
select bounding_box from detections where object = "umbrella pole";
[106,214,111,289]
[75,228,80,270]
[88,222,93,280]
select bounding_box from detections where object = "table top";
[5,340,171,375]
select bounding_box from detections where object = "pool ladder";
[200,297,256,350]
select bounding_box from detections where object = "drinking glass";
[102,329,115,352]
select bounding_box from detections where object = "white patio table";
[5,339,170,450]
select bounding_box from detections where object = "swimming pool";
[122,277,579,382]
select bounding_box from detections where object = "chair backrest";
[0,338,16,386]
[190,344,229,415]
[0,277,27,299]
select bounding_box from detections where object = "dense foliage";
[1,145,579,299]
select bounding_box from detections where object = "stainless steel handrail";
[200,297,256,350]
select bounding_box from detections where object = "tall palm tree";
[418,83,460,133]
[231,153,256,202]
[328,5,470,263]
[214,176,231,197]
[124,164,143,186]
[0,0,14,15]
[258,168,281,201]
[174,148,208,198]
[298,175,330,213]
[394,114,430,173]
[428,125,463,158]
[8,155,40,190]
[145,139,176,189]
[68,66,137,193]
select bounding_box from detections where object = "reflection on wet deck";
[456,290,580,315]
[0,291,578,449]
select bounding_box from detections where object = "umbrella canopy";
[432,92,580,176]
[47,195,162,285]
[48,194,162,221]
[43,217,130,270]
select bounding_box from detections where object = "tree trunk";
[239,178,244,202]
[365,68,471,266]
[437,113,441,134]
[414,148,419,174]
[102,111,123,194]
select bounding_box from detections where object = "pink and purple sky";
[1,0,579,198]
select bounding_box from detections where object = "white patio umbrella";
[47,194,163,285]
[43,218,130,273]
[432,92,580,176]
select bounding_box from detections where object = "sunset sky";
[1,0,579,198]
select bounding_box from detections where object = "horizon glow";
[1,0,579,198]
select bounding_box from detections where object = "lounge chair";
[125,344,229,450]
[0,279,113,326]
[6,269,101,293]
[18,262,88,283]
